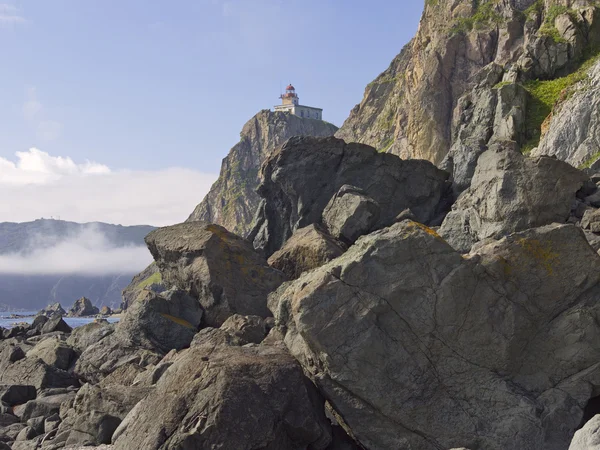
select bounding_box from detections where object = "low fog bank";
[0,227,153,275]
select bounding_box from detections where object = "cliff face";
[532,58,600,167]
[187,110,338,236]
[336,0,600,191]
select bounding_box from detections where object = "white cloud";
[0,148,109,185]
[0,149,217,226]
[0,227,153,275]
[0,3,26,26]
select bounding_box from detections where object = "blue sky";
[0,0,422,171]
[0,0,423,226]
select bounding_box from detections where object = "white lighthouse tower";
[274,84,323,120]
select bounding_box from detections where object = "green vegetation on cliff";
[450,0,503,35]
[523,52,600,153]
[137,271,162,290]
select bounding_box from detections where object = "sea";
[0,311,120,329]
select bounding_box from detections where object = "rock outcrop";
[188,110,338,236]
[38,303,66,318]
[336,0,600,192]
[270,220,600,450]
[267,224,347,280]
[112,330,333,450]
[533,58,600,168]
[67,298,99,317]
[439,142,588,252]
[249,136,450,257]
[120,263,162,311]
[146,222,286,327]
[75,288,201,384]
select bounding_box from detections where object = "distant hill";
[0,219,155,311]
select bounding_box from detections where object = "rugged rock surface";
[75,289,201,384]
[146,222,286,327]
[249,136,450,257]
[569,414,600,449]
[38,303,66,318]
[112,330,333,450]
[335,0,600,186]
[322,185,381,245]
[439,142,588,252]
[67,297,99,317]
[188,110,338,236]
[534,59,600,167]
[267,224,347,280]
[120,262,162,311]
[66,321,115,354]
[58,383,152,447]
[220,314,270,345]
[270,220,600,450]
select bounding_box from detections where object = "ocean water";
[0,311,120,329]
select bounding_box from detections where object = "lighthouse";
[274,84,324,120]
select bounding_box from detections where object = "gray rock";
[0,352,77,390]
[99,306,112,315]
[27,337,77,371]
[267,224,346,280]
[17,392,75,421]
[569,414,600,449]
[0,384,36,406]
[39,303,66,318]
[270,220,600,450]
[116,288,201,352]
[16,425,38,441]
[249,136,450,257]
[220,314,269,345]
[439,142,588,252]
[27,416,45,434]
[534,60,600,168]
[145,222,286,327]
[582,209,600,232]
[58,383,151,446]
[44,412,60,433]
[112,331,332,450]
[0,412,19,426]
[66,320,115,353]
[41,316,72,334]
[188,109,339,237]
[443,82,528,195]
[67,297,100,317]
[74,288,201,384]
[322,185,381,244]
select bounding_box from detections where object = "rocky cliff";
[187,110,338,236]
[336,0,600,192]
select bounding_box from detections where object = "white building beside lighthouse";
[274,84,323,120]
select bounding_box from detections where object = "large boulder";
[0,341,77,390]
[58,383,152,446]
[112,331,332,450]
[66,320,115,353]
[322,185,381,244]
[27,337,77,371]
[68,297,100,317]
[439,143,589,252]
[145,222,286,327]
[0,384,36,406]
[41,315,72,334]
[39,303,66,318]
[75,288,202,384]
[249,136,450,257]
[267,224,346,280]
[270,220,600,450]
[220,314,270,345]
